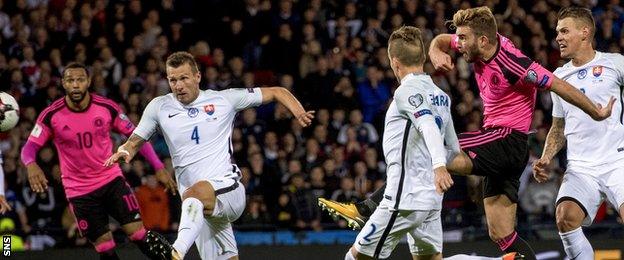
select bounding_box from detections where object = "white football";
[0,92,19,132]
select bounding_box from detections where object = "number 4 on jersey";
[191,126,200,144]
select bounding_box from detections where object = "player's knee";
[556,201,584,232]
[556,211,582,232]
[182,182,216,215]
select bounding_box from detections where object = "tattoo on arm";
[124,134,147,155]
[542,117,566,160]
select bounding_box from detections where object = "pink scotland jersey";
[28,95,135,198]
[451,34,555,133]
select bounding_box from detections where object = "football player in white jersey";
[345,26,521,260]
[532,7,624,260]
[105,51,314,260]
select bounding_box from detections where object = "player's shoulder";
[40,97,66,116]
[598,51,624,65]
[91,94,121,109]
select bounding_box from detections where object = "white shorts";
[353,206,442,259]
[176,166,246,259]
[557,165,624,226]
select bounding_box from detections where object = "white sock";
[172,197,204,257]
[344,249,356,260]
[560,226,594,260]
[444,254,500,260]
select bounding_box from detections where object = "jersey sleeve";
[550,91,565,118]
[219,87,263,111]
[395,86,447,168]
[133,97,162,140]
[28,110,54,146]
[111,103,136,136]
[450,34,460,51]
[499,46,555,90]
[612,53,624,85]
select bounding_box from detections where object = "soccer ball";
[0,92,19,132]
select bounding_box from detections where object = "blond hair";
[558,7,595,39]
[452,6,497,42]
[166,51,199,73]
[388,26,426,66]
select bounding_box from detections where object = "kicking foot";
[318,198,367,230]
[144,230,173,260]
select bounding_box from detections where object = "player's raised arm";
[428,34,455,72]
[549,77,615,121]
[261,87,315,127]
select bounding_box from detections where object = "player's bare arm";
[26,162,48,193]
[428,34,454,71]
[549,77,615,121]
[261,87,315,127]
[104,134,147,166]
[533,117,566,183]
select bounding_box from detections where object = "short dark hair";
[558,7,595,39]
[388,26,426,66]
[63,62,89,78]
[166,51,199,73]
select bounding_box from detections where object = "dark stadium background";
[0,0,622,259]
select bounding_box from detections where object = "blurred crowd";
[0,0,623,250]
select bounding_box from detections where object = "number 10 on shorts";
[3,235,10,257]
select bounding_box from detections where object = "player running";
[21,62,176,260]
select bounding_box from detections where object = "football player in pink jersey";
[21,62,176,259]
[318,6,614,260]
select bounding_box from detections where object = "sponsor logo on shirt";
[490,73,501,86]
[204,104,215,115]
[592,66,603,77]
[187,107,199,118]
[408,94,423,107]
[31,123,42,137]
[168,112,181,118]
[577,69,587,79]
[524,69,538,84]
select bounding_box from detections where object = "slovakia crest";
[592,66,602,77]
[204,104,215,115]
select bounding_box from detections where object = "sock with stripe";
[172,197,204,258]
[495,231,536,260]
[356,183,385,217]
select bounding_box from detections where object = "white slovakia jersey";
[379,73,457,211]
[552,52,624,171]
[134,88,263,180]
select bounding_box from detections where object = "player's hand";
[429,49,455,72]
[27,163,48,193]
[155,168,177,195]
[434,166,454,194]
[104,148,133,167]
[532,158,551,183]
[593,96,616,121]
[297,110,315,127]
[0,195,12,214]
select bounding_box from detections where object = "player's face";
[455,26,481,63]
[62,68,90,103]
[166,63,201,105]
[556,17,585,59]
